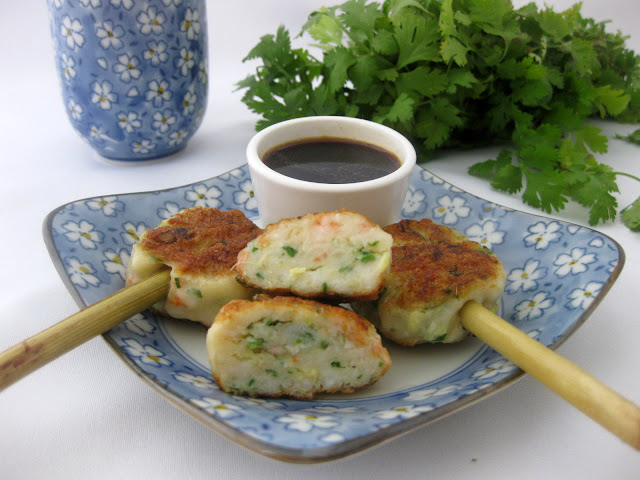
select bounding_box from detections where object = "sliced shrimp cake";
[207,296,391,399]
[235,210,392,302]
[126,207,262,327]
[353,218,506,346]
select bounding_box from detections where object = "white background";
[1,0,639,478]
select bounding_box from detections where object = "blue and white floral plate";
[43,165,623,463]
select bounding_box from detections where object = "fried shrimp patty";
[235,210,392,302]
[352,218,507,345]
[207,295,391,399]
[126,207,262,326]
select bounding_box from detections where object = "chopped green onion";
[282,246,298,257]
[187,288,202,298]
[174,278,181,289]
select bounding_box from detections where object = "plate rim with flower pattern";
[43,164,624,463]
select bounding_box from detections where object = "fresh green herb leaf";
[238,0,640,228]
[621,197,640,232]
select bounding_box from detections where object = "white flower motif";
[182,88,197,115]
[432,195,470,224]
[95,21,125,49]
[513,291,554,321]
[219,168,244,181]
[91,81,117,110]
[62,220,103,249]
[402,186,427,216]
[89,125,106,139]
[113,54,142,83]
[146,79,172,107]
[79,0,101,6]
[322,433,345,443]
[122,338,172,366]
[173,372,215,388]
[53,0,65,8]
[67,99,83,120]
[192,397,243,418]
[60,53,76,81]
[404,384,461,401]
[198,59,208,84]
[505,259,547,293]
[233,179,258,211]
[125,314,156,336]
[176,48,196,76]
[168,130,187,146]
[103,248,130,280]
[185,184,222,208]
[66,257,100,288]
[110,0,133,9]
[137,7,166,35]
[132,139,156,154]
[566,281,603,310]
[523,221,563,250]
[163,0,183,5]
[304,405,359,414]
[553,247,596,278]
[472,358,517,380]
[464,220,505,250]
[143,41,168,65]
[116,111,142,133]
[480,202,509,219]
[121,221,148,245]
[236,397,284,409]
[180,8,200,40]
[86,196,124,216]
[152,110,176,133]
[374,405,433,420]
[276,413,338,432]
[61,16,85,50]
[158,202,182,219]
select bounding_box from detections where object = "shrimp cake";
[235,210,392,303]
[126,207,262,327]
[353,218,506,345]
[207,295,391,399]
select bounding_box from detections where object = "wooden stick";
[0,269,171,392]
[460,300,640,450]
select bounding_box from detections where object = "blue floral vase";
[48,0,208,161]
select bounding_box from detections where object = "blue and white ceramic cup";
[48,0,208,162]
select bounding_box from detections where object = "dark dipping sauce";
[262,137,401,184]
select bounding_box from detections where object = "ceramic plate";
[43,165,623,463]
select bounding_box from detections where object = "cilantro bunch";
[237,0,640,229]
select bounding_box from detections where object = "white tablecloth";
[1,1,639,478]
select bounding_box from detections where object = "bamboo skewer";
[0,269,171,392]
[460,300,640,451]
[1,268,638,451]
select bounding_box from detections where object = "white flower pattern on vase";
[48,0,208,160]
[60,16,85,50]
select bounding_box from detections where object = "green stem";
[614,171,640,183]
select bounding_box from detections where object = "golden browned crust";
[385,242,502,311]
[382,218,503,311]
[384,218,467,247]
[139,207,262,275]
